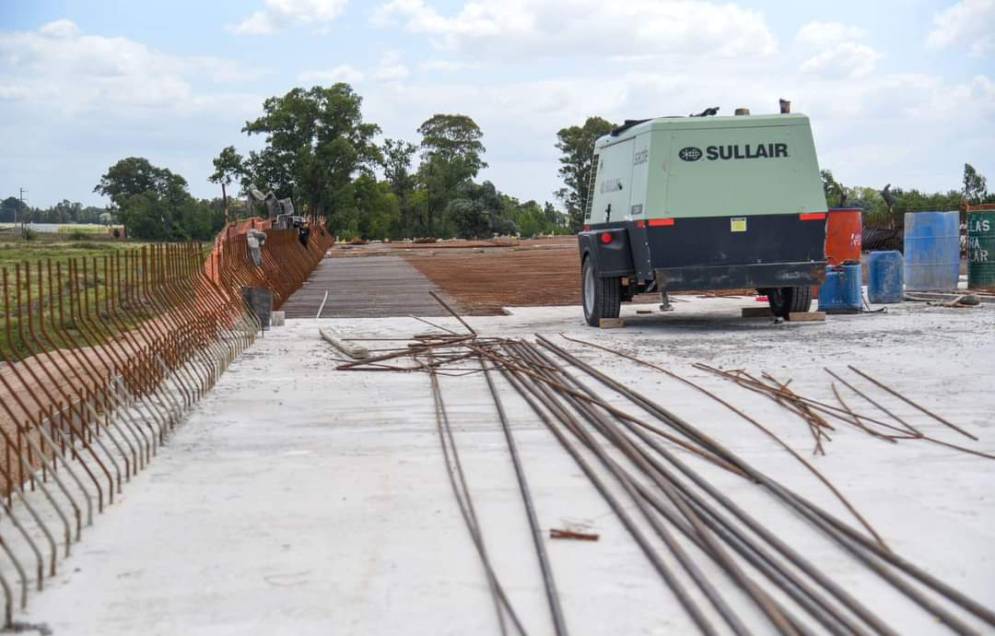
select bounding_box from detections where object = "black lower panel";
[582,213,826,291]
[655,261,825,291]
[648,214,825,268]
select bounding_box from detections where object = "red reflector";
[599,232,613,244]
[648,218,675,227]
[800,212,827,221]
[634,220,646,229]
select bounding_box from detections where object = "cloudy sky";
[1,0,993,209]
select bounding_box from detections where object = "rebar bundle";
[337,306,994,635]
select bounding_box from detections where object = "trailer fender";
[578,228,635,278]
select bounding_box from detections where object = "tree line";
[8,82,993,241]
[0,197,109,225]
[821,163,994,229]
[87,84,578,241]
[206,85,571,241]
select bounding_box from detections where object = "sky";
[0,0,993,209]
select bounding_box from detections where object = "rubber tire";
[582,256,621,327]
[765,286,813,319]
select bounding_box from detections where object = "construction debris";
[319,328,370,360]
[331,295,995,636]
[549,529,600,541]
[788,311,826,322]
[741,306,772,318]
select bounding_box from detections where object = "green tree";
[446,181,511,239]
[115,192,172,240]
[508,198,545,238]
[1,196,28,222]
[355,174,402,240]
[962,163,988,204]
[381,138,418,195]
[417,114,487,234]
[94,157,188,209]
[555,116,616,232]
[542,202,567,231]
[503,197,566,237]
[241,84,381,231]
[210,146,245,221]
[820,170,846,208]
[380,138,419,234]
[871,187,962,228]
[96,157,221,240]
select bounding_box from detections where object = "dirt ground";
[404,242,585,313]
[330,237,754,314]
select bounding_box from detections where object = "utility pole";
[17,187,27,223]
[18,188,28,238]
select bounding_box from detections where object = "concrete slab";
[16,298,995,635]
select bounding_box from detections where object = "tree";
[210,146,245,221]
[380,138,419,234]
[0,196,28,223]
[555,116,616,232]
[95,157,222,240]
[543,202,567,230]
[446,181,512,239]
[417,114,487,234]
[505,198,566,237]
[94,157,188,209]
[381,138,418,196]
[356,175,401,239]
[963,163,988,204]
[241,84,381,230]
[820,170,847,208]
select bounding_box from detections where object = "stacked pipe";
[0,223,333,625]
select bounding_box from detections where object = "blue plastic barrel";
[819,263,862,313]
[867,251,904,303]
[904,211,960,291]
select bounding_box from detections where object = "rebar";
[334,312,993,635]
[0,219,333,626]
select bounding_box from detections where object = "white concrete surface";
[13,298,995,635]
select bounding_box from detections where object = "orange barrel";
[825,208,863,266]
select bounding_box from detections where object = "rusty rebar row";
[0,223,333,626]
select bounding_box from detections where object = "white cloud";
[0,20,253,112]
[800,42,881,79]
[796,21,867,47]
[231,11,276,36]
[0,20,267,210]
[373,0,777,59]
[0,84,29,100]
[795,20,881,79]
[298,64,365,83]
[927,0,995,56]
[38,19,80,39]
[373,50,410,82]
[230,0,349,35]
[418,59,477,73]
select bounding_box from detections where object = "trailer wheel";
[765,286,812,318]
[582,256,621,326]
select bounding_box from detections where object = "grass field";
[0,236,188,359]
[0,239,139,269]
